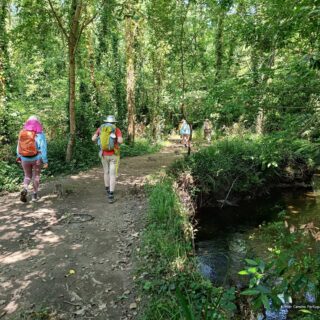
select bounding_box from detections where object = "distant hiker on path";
[180,119,191,148]
[17,116,48,202]
[203,118,213,142]
[92,115,123,203]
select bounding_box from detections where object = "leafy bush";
[239,220,320,318]
[0,160,23,192]
[171,134,318,204]
[120,139,161,157]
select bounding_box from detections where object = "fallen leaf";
[98,303,107,310]
[70,291,82,302]
[74,308,86,316]
[92,277,103,285]
[129,303,137,309]
[65,269,76,277]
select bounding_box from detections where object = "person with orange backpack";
[92,115,123,203]
[17,116,48,202]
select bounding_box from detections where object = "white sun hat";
[103,115,117,123]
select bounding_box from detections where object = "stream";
[196,175,320,319]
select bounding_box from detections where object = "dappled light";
[1,0,320,318]
[0,145,180,318]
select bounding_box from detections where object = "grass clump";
[137,178,236,319]
[120,138,161,158]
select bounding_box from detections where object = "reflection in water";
[196,176,320,319]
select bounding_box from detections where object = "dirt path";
[0,143,183,319]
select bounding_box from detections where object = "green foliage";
[172,134,318,202]
[0,160,23,192]
[137,178,236,319]
[120,139,161,158]
[238,220,320,316]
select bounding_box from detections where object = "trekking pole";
[187,123,192,156]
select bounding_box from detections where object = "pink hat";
[24,117,43,133]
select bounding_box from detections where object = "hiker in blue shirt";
[179,119,191,148]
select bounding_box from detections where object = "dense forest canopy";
[2,1,320,318]
[1,0,320,160]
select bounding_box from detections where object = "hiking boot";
[105,186,110,195]
[108,192,115,203]
[20,188,28,203]
[31,193,38,202]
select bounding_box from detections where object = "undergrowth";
[171,133,319,205]
[137,178,236,319]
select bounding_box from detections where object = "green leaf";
[176,289,195,320]
[258,260,266,272]
[299,309,312,314]
[261,294,271,311]
[245,259,259,266]
[238,270,249,275]
[256,285,270,294]
[248,267,258,274]
[143,281,152,291]
[241,289,260,296]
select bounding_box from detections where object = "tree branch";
[73,12,98,55]
[47,0,69,40]
[70,0,83,40]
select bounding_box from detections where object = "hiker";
[17,116,48,202]
[179,119,191,148]
[203,118,213,142]
[92,115,123,203]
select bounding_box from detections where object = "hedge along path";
[0,141,182,320]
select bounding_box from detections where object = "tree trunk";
[251,47,259,86]
[227,35,236,75]
[65,0,81,162]
[125,15,136,144]
[87,28,101,114]
[112,33,125,125]
[0,0,8,101]
[47,0,96,161]
[0,0,10,144]
[179,2,189,119]
[66,47,76,162]
[215,11,224,81]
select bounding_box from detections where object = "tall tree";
[214,10,225,81]
[47,0,97,161]
[124,0,138,144]
[0,0,10,143]
[178,0,190,118]
[0,0,8,100]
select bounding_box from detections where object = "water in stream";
[196,176,320,319]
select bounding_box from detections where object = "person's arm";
[38,133,48,166]
[16,143,21,162]
[116,128,123,144]
[92,128,100,142]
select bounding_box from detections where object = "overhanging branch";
[73,12,98,55]
[47,0,69,41]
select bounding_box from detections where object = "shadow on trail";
[0,147,181,319]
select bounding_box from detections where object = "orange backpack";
[18,130,38,157]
